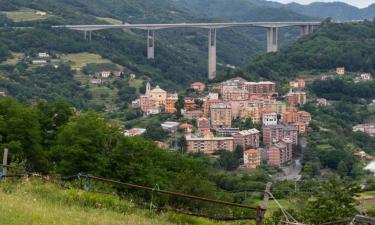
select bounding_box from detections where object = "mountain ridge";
[254,0,375,20]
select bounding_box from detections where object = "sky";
[272,0,375,8]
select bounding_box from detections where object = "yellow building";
[165,93,178,113]
[210,103,232,128]
[246,106,261,124]
[186,132,234,154]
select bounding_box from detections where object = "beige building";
[210,103,232,128]
[264,101,287,115]
[233,128,260,149]
[285,90,307,106]
[186,133,234,154]
[140,82,176,114]
[336,67,345,75]
[149,85,167,107]
[245,105,261,124]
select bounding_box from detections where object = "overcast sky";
[272,0,375,8]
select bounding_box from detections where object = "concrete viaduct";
[52,21,321,80]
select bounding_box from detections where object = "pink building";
[244,81,276,96]
[353,124,375,137]
[267,138,293,166]
[262,125,298,147]
[233,128,260,149]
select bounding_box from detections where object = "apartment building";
[210,103,232,128]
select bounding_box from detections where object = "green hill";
[245,20,375,82]
[0,0,312,111]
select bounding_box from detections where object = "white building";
[100,70,111,78]
[38,52,50,58]
[262,111,278,126]
[32,59,47,65]
[131,99,140,108]
[124,128,147,137]
[365,161,375,176]
[161,121,180,133]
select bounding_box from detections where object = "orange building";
[165,93,178,113]
[297,111,311,124]
[282,110,311,128]
[293,122,306,133]
[244,149,261,169]
[282,111,298,125]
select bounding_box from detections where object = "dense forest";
[245,20,375,82]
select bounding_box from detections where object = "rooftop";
[211,103,231,109]
[244,149,259,155]
[150,85,167,93]
[238,128,260,136]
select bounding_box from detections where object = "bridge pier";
[147,30,155,59]
[266,27,278,53]
[301,25,314,36]
[208,28,217,80]
[84,30,92,41]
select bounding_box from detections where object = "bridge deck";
[52,21,322,31]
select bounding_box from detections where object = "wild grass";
[96,17,123,25]
[61,53,113,70]
[0,53,24,66]
[1,8,53,22]
[0,178,247,225]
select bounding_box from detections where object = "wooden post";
[355,215,375,224]
[256,182,272,225]
[2,148,8,177]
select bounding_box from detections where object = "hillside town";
[129,78,312,169]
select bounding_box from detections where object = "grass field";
[96,16,123,25]
[129,78,145,94]
[0,52,24,66]
[0,178,247,225]
[1,8,53,22]
[61,53,113,70]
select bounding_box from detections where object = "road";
[273,136,307,181]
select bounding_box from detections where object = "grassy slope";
[1,8,55,22]
[0,178,238,225]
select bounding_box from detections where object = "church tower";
[145,82,151,96]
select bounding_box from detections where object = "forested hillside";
[0,0,314,109]
[245,20,375,82]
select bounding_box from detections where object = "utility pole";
[256,182,272,225]
[2,148,8,177]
